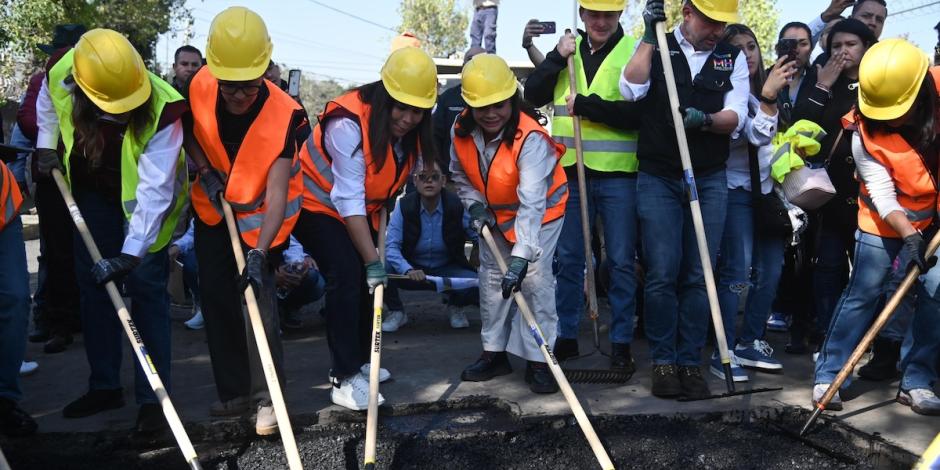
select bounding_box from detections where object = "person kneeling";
[383,160,479,332]
[450,54,568,394]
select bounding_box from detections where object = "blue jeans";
[0,217,30,402]
[72,190,171,405]
[716,188,786,347]
[386,263,479,312]
[279,269,326,315]
[470,7,497,53]
[815,231,940,390]
[813,217,855,336]
[180,247,199,306]
[638,170,727,366]
[556,176,638,344]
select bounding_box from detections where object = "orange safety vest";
[0,163,23,231]
[189,67,303,248]
[299,91,414,229]
[452,111,569,243]
[845,67,940,239]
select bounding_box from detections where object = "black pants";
[292,210,370,380]
[194,218,283,403]
[33,176,80,335]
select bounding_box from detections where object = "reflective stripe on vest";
[452,111,568,243]
[551,34,638,173]
[47,48,187,253]
[188,67,304,248]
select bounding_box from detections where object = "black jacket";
[400,189,471,269]
[432,85,465,176]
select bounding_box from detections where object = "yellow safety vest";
[552,34,638,173]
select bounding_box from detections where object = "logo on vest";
[712,53,734,72]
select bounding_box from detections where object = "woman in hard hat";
[294,46,438,411]
[185,7,306,436]
[450,54,568,394]
[33,29,188,432]
[813,38,940,416]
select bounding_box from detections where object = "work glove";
[91,253,141,285]
[500,256,529,299]
[642,0,667,44]
[198,168,226,206]
[681,107,707,129]
[468,202,496,234]
[895,232,937,274]
[35,148,62,176]
[238,249,267,293]
[364,260,388,294]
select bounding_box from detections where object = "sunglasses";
[219,82,263,97]
[415,173,442,183]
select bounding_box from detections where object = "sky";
[155,0,939,85]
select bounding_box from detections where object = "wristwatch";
[702,113,713,130]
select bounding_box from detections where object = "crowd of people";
[1,0,938,444]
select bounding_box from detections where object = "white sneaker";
[382,310,407,332]
[897,388,940,416]
[448,305,470,329]
[360,364,391,383]
[331,373,385,411]
[184,307,204,330]
[19,361,38,377]
[812,383,842,411]
[255,403,278,436]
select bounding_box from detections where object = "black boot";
[678,366,711,400]
[63,389,124,418]
[134,403,168,436]
[461,351,512,382]
[525,361,558,394]
[43,332,73,354]
[0,398,37,437]
[553,338,579,361]
[610,342,636,374]
[858,337,901,381]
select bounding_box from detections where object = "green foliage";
[625,0,780,65]
[398,0,469,58]
[0,0,190,101]
[298,73,348,117]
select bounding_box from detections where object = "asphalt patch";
[1,401,916,469]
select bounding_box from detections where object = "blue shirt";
[385,194,476,274]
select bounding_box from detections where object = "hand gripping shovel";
[481,226,615,470]
[364,208,388,470]
[220,199,303,470]
[652,23,780,401]
[800,229,940,436]
[52,169,202,469]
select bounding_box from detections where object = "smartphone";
[537,21,556,34]
[776,38,799,62]
[288,69,301,97]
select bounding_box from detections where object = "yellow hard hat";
[578,0,627,11]
[460,54,518,108]
[206,7,273,81]
[380,46,438,109]
[72,29,151,115]
[691,0,739,23]
[858,38,930,121]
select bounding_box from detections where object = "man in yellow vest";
[523,0,642,371]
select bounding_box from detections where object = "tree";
[624,0,780,66]
[398,0,469,58]
[297,73,349,117]
[0,0,189,102]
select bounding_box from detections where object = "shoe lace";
[679,366,702,378]
[654,365,677,376]
[753,340,774,357]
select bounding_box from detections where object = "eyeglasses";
[415,173,442,183]
[219,82,263,97]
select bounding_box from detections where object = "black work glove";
[501,256,529,299]
[91,253,141,285]
[199,168,226,206]
[238,249,267,292]
[896,232,937,274]
[468,202,496,234]
[35,148,62,176]
[642,0,667,45]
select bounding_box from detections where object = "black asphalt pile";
[1,400,916,469]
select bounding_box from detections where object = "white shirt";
[808,15,827,62]
[36,77,183,258]
[473,0,498,7]
[324,116,406,218]
[619,28,750,136]
[853,132,905,219]
[726,95,779,194]
[449,126,557,261]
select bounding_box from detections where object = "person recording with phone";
[772,22,814,131]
